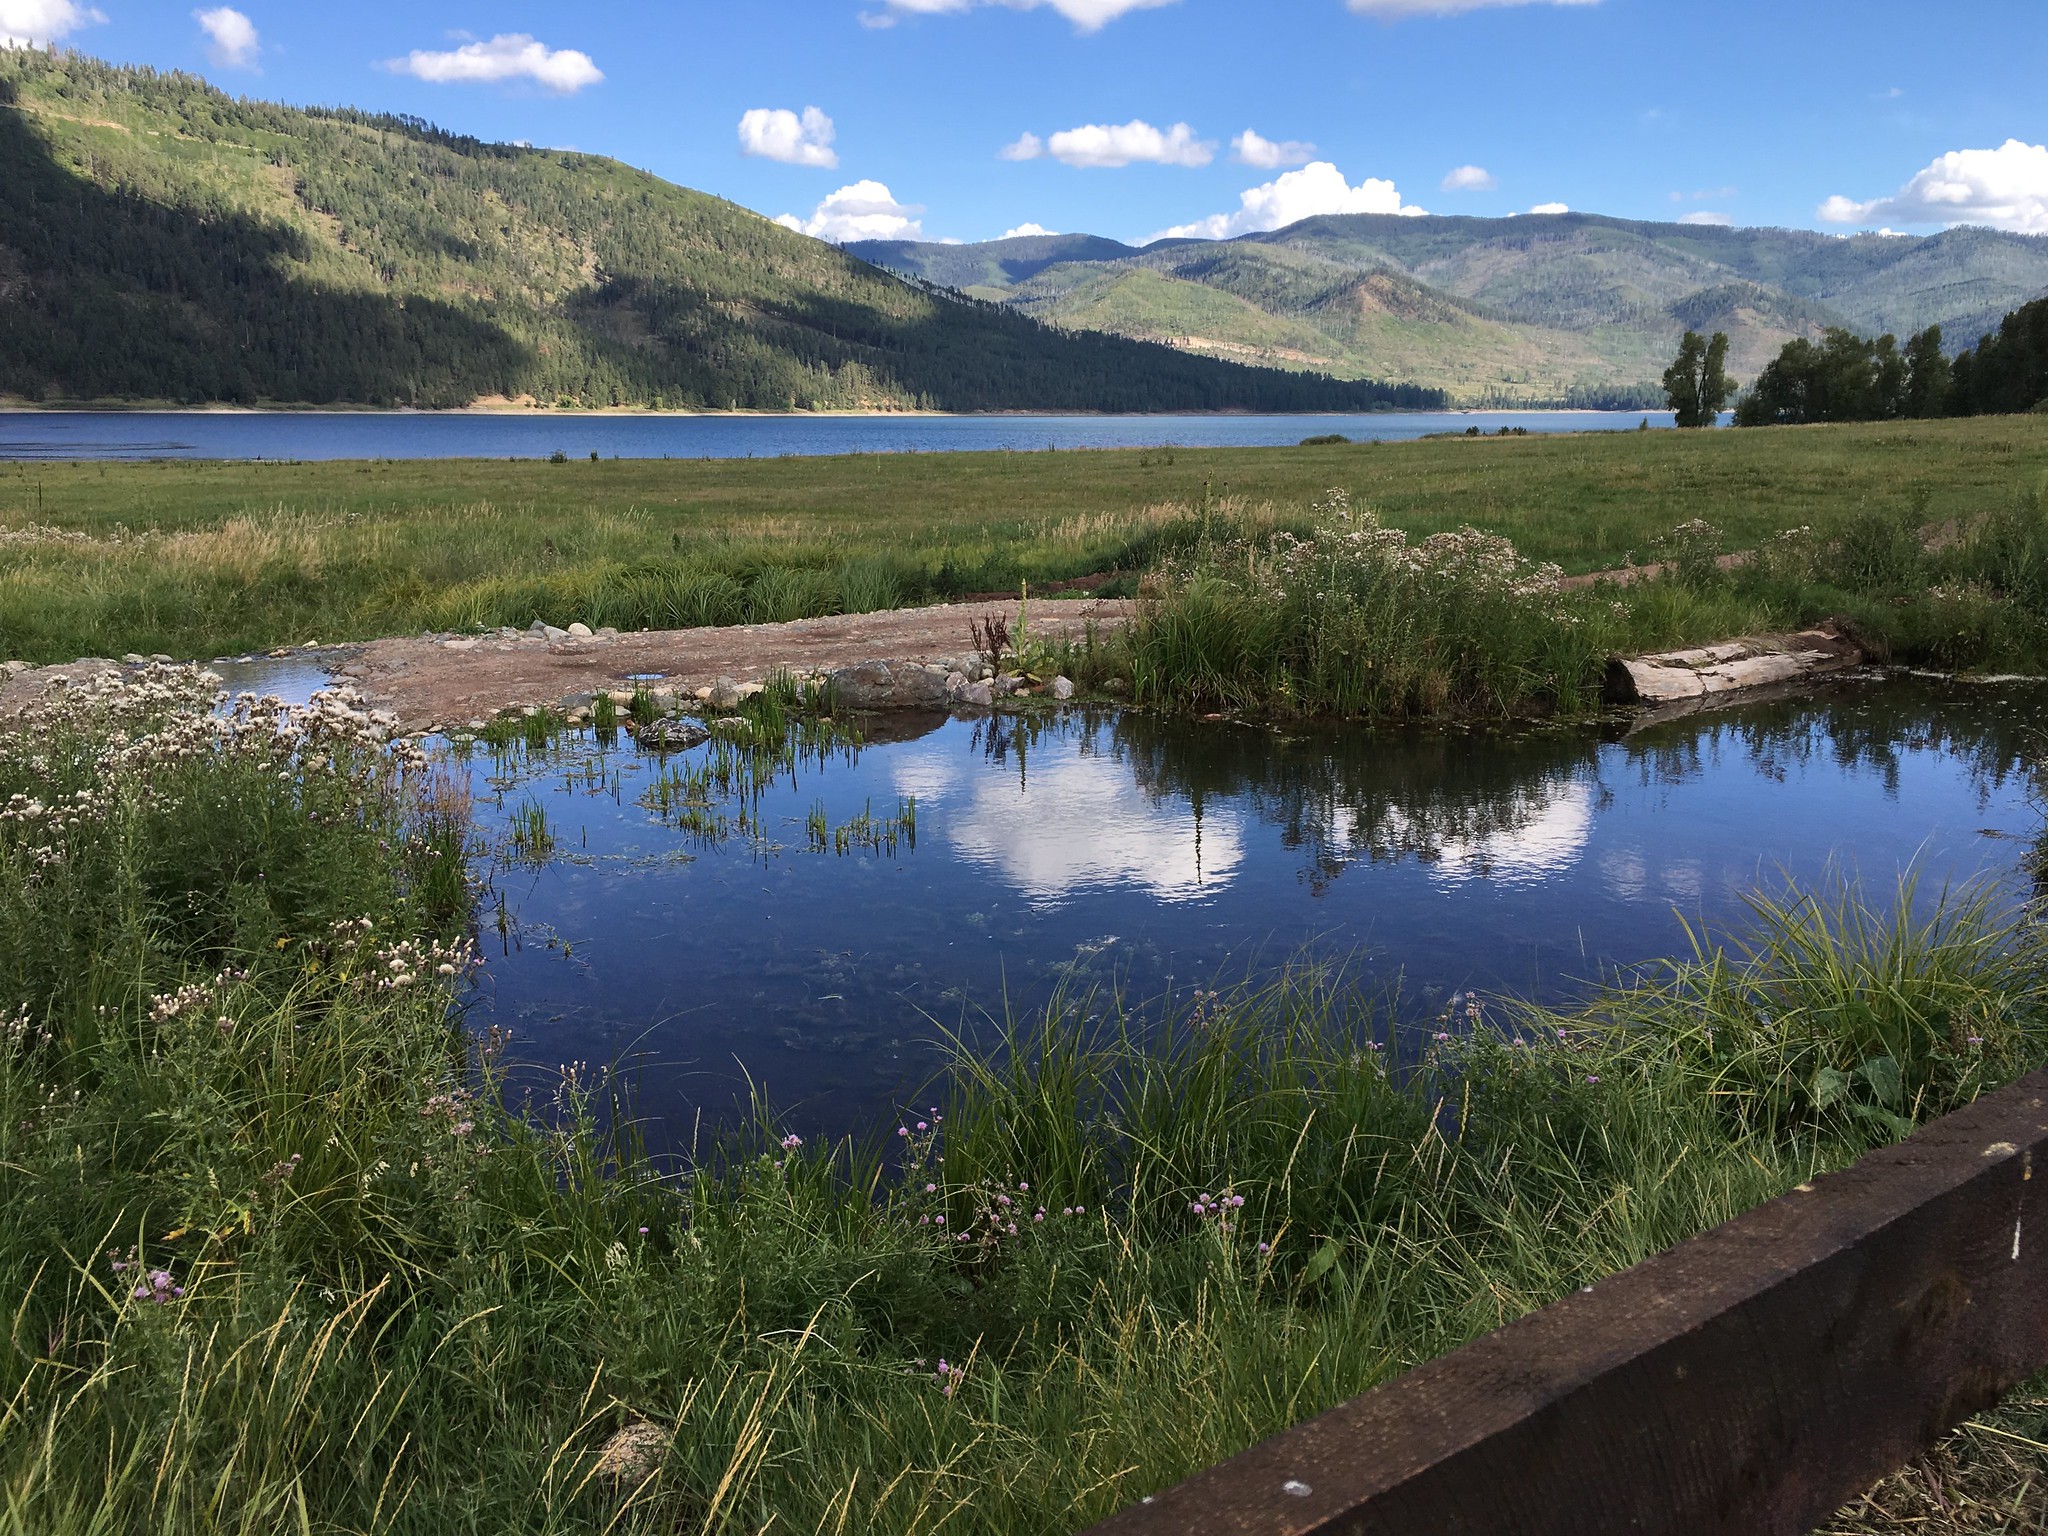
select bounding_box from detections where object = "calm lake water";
[0,409,1714,462]
[410,676,2038,1147]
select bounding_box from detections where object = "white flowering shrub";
[0,667,455,1019]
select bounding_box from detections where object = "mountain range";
[0,50,1430,414]
[851,217,2048,407]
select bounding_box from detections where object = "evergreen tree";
[1902,326,1950,419]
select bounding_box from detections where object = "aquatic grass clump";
[1126,492,1616,719]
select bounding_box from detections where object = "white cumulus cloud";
[194,7,258,69]
[1233,130,1315,169]
[1528,201,1569,214]
[1002,222,1058,238]
[738,106,838,169]
[1349,0,1600,15]
[1009,119,1212,168]
[1818,140,2048,235]
[0,0,102,47]
[775,180,924,243]
[1441,164,1497,191]
[1154,161,1425,241]
[877,0,1178,32]
[387,34,604,94]
[1677,210,1732,226]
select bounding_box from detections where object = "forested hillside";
[856,214,2048,407]
[0,51,1438,413]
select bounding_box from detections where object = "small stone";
[594,1421,671,1483]
[640,718,710,751]
[607,689,637,707]
[150,654,172,664]
[694,686,713,701]
[467,718,487,730]
[708,677,743,709]
[1051,676,1075,700]
[566,622,594,639]
[122,653,146,666]
[542,624,569,642]
[736,681,765,700]
[597,626,620,640]
[955,680,994,709]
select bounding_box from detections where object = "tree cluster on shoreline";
[1662,296,2048,429]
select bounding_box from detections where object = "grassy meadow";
[0,666,2043,1533]
[1,414,2046,664]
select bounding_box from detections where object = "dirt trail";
[337,598,1133,730]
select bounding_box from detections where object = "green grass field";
[2,415,2046,664]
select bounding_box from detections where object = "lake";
[419,675,2038,1148]
[0,408,1716,462]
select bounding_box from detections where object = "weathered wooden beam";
[1086,1071,2048,1536]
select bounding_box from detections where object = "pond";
[434,675,2042,1147]
[0,408,1721,462]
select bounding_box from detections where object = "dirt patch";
[337,598,1133,731]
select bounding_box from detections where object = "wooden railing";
[1085,1071,2048,1536]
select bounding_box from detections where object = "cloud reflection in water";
[894,744,1244,905]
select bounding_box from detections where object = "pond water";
[433,676,2042,1147]
[0,408,1721,462]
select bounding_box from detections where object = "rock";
[708,676,743,710]
[150,653,173,664]
[442,637,477,651]
[0,661,27,678]
[1102,678,1130,697]
[594,1421,671,1484]
[1051,676,1075,700]
[467,718,487,731]
[991,674,1023,698]
[122,653,146,666]
[954,680,994,709]
[640,718,711,751]
[541,624,569,643]
[597,627,620,640]
[566,622,594,639]
[736,681,765,700]
[709,716,752,739]
[606,688,637,707]
[828,660,951,710]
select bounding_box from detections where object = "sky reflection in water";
[451,676,2041,1145]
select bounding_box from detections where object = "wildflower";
[780,1133,803,1151]
[1586,1075,1601,1085]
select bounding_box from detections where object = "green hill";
[0,51,1438,413]
[855,212,2048,406]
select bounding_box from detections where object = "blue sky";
[10,0,2047,246]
